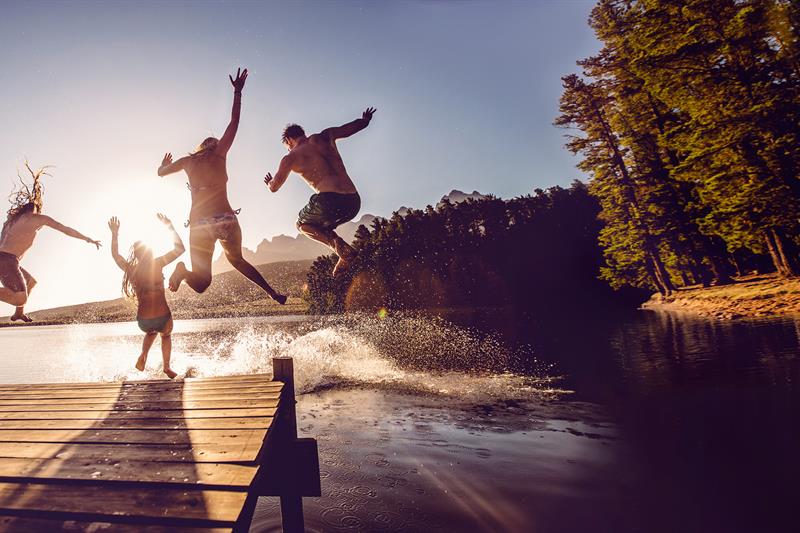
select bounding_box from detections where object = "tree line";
[305,183,641,315]
[556,0,799,295]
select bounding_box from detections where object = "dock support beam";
[272,357,305,533]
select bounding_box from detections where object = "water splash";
[35,314,565,400]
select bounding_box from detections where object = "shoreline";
[0,297,310,328]
[641,274,800,320]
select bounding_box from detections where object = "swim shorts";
[137,313,172,333]
[298,192,361,231]
[0,251,34,293]
[190,211,239,242]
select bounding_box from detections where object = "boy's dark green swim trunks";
[298,192,361,230]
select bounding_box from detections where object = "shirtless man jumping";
[158,68,286,304]
[0,166,101,322]
[264,107,375,276]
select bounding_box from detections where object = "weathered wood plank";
[0,399,279,411]
[0,457,257,489]
[0,382,281,394]
[0,516,231,532]
[0,391,280,406]
[0,387,280,400]
[0,429,268,446]
[0,375,274,390]
[0,408,275,421]
[0,482,247,527]
[0,442,261,463]
[0,392,280,403]
[0,416,274,431]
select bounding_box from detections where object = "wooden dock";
[0,357,320,532]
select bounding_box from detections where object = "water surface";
[1,311,797,532]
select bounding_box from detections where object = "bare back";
[290,135,358,194]
[183,152,235,222]
[0,213,46,259]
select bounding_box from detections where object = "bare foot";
[164,367,177,379]
[10,312,33,323]
[168,262,187,292]
[272,293,288,305]
[135,354,146,371]
[332,238,357,277]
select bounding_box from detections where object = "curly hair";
[1,163,50,241]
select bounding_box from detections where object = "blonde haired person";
[157,68,286,304]
[109,214,184,379]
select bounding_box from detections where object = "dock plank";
[0,391,280,406]
[0,375,276,390]
[0,416,274,430]
[0,408,275,421]
[0,399,279,411]
[0,384,282,397]
[0,428,268,446]
[0,482,247,527]
[0,457,257,489]
[0,516,231,532]
[0,442,262,463]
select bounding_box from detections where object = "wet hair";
[1,163,49,242]
[121,241,150,299]
[281,124,305,144]
[191,137,219,158]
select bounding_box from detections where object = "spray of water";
[52,313,565,401]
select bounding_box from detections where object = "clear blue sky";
[0,0,599,311]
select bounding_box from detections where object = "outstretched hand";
[88,238,102,250]
[362,107,377,122]
[157,213,173,227]
[230,68,248,93]
[161,153,172,167]
[108,216,120,234]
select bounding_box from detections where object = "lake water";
[0,311,798,532]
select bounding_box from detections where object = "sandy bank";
[642,274,800,319]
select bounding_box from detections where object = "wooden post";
[272,357,304,533]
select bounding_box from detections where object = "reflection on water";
[1,310,799,532]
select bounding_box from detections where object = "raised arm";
[217,67,248,155]
[107,217,129,272]
[39,215,101,249]
[320,107,376,141]
[154,213,185,268]
[157,153,189,177]
[263,154,295,193]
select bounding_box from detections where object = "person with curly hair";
[0,164,101,322]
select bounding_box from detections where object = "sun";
[108,176,189,258]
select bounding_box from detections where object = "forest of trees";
[556,0,799,295]
[305,183,642,315]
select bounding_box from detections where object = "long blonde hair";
[121,241,147,299]
[190,137,219,159]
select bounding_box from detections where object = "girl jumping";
[109,214,184,378]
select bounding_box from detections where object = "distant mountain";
[213,214,376,274]
[437,190,488,208]
[213,190,486,273]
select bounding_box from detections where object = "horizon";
[0,0,599,311]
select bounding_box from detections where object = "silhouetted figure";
[109,214,183,378]
[158,68,286,303]
[0,165,101,322]
[264,107,376,276]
